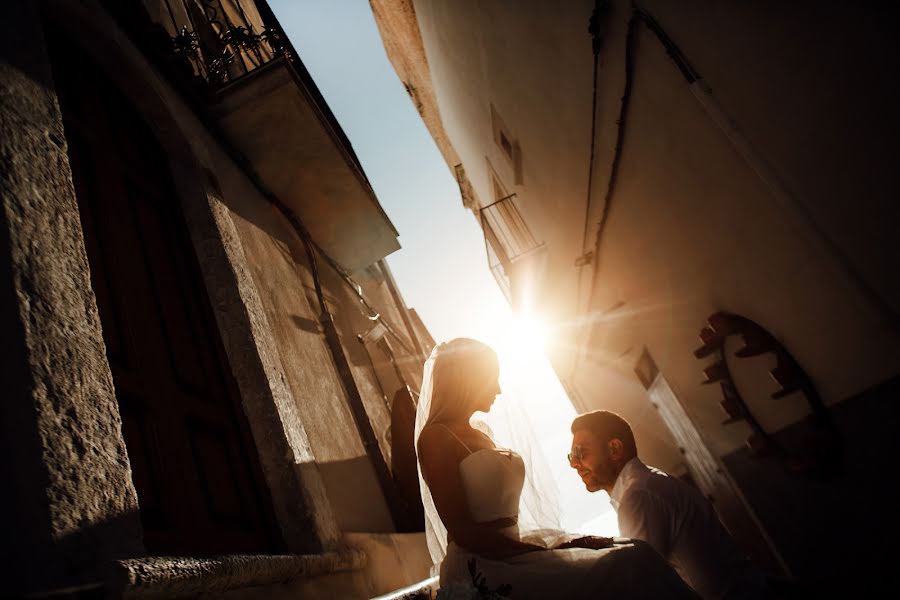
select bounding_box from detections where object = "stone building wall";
[1,0,430,596]
[1,1,145,593]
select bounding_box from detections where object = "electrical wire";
[590,10,638,283]
[575,0,607,319]
[578,3,603,266]
[310,238,415,355]
[575,8,699,377]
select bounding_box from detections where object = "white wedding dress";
[438,430,699,599]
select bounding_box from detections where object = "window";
[490,104,523,184]
[482,169,537,260]
[499,130,514,160]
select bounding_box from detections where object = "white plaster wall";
[414,0,594,328]
[412,0,900,468]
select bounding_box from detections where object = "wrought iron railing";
[146,0,288,85]
[483,219,513,301]
[102,0,370,195]
[479,193,542,303]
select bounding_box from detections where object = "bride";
[415,338,698,598]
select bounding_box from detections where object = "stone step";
[370,576,439,600]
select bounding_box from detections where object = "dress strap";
[437,423,473,454]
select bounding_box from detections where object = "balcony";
[480,193,546,310]
[131,0,400,270]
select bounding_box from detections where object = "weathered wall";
[2,0,429,583]
[222,195,395,533]
[2,0,432,595]
[407,0,900,458]
[574,0,900,457]
[393,0,900,582]
[0,1,143,593]
[40,0,351,554]
[358,260,427,391]
[409,308,436,356]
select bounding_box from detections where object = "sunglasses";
[567,445,584,464]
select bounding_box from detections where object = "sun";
[488,310,549,377]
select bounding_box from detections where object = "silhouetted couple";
[416,338,774,599]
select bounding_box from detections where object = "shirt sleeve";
[617,488,673,558]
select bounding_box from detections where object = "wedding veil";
[414,339,563,570]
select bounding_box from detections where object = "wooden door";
[49,32,282,555]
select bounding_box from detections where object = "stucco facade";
[1,0,431,597]
[373,0,899,593]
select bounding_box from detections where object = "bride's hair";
[427,338,498,425]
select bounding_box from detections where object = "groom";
[568,410,769,600]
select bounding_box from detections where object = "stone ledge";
[111,550,366,599]
[371,576,439,600]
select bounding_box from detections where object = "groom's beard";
[577,458,617,492]
[578,469,606,492]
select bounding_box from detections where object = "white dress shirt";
[611,458,760,600]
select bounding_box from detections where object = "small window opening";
[499,130,514,160]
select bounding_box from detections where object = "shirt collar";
[609,457,647,509]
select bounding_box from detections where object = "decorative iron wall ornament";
[694,311,842,478]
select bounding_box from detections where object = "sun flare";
[475,306,620,537]
[494,312,548,370]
